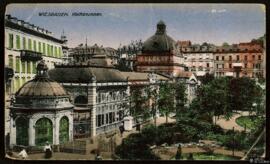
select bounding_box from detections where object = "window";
[237,55,240,61]
[16,117,29,146]
[33,40,37,51]
[252,55,255,60]
[27,61,31,74]
[28,38,32,50]
[47,44,50,56]
[229,64,232,68]
[38,42,41,52]
[206,63,209,68]
[21,61,26,73]
[9,34,13,48]
[43,43,46,54]
[216,56,219,60]
[244,56,247,61]
[16,35,20,49]
[54,46,58,58]
[23,37,26,49]
[106,114,109,124]
[216,64,218,69]
[32,62,37,74]
[229,56,232,61]
[257,63,261,69]
[97,115,103,127]
[245,63,247,68]
[15,57,20,73]
[222,56,224,60]
[59,116,69,144]
[51,45,54,57]
[222,64,224,68]
[35,118,53,145]
[258,55,261,60]
[15,77,20,92]
[8,55,13,68]
[109,112,113,124]
[253,63,255,68]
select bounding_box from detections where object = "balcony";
[20,50,42,62]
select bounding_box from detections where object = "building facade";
[214,45,263,78]
[49,45,129,138]
[181,45,215,76]
[9,61,73,148]
[136,21,185,77]
[5,15,64,94]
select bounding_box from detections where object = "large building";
[9,61,74,148]
[136,21,185,77]
[5,15,64,94]
[49,44,129,137]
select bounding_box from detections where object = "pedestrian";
[175,145,182,160]
[119,123,124,137]
[95,149,102,160]
[187,153,194,160]
[18,148,28,159]
[44,141,53,159]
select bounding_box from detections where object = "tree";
[158,82,175,123]
[145,85,159,127]
[174,81,187,119]
[129,87,150,124]
[222,42,230,47]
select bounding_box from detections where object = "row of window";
[13,77,32,93]
[96,110,124,127]
[97,91,127,103]
[215,55,262,61]
[8,33,62,58]
[216,63,261,69]
[8,55,37,74]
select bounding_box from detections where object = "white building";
[5,15,64,94]
[182,45,215,77]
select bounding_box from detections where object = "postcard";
[4,3,267,161]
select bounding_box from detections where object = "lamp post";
[232,126,235,157]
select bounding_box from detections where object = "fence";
[59,140,87,154]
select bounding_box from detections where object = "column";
[88,77,97,137]
[54,116,60,145]
[28,118,35,146]
[69,113,73,142]
[9,117,16,146]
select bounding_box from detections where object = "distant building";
[5,15,64,94]
[61,31,72,64]
[9,61,73,147]
[136,21,185,77]
[213,43,263,78]
[181,43,215,77]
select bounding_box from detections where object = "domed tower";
[9,60,74,148]
[136,20,184,77]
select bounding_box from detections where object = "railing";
[59,140,87,154]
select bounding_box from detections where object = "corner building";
[136,21,185,77]
[5,15,64,94]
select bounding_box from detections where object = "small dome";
[16,61,68,97]
[16,78,68,97]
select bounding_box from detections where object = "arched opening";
[74,95,88,104]
[35,118,53,146]
[16,117,29,146]
[59,116,69,144]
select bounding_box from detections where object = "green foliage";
[236,116,264,131]
[129,87,150,121]
[115,133,160,160]
[158,82,176,123]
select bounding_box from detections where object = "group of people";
[7,141,53,160]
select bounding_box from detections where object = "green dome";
[142,20,178,52]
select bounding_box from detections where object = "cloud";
[211,9,227,13]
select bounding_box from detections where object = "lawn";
[172,153,240,160]
[235,116,259,130]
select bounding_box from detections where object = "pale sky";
[6,3,266,48]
